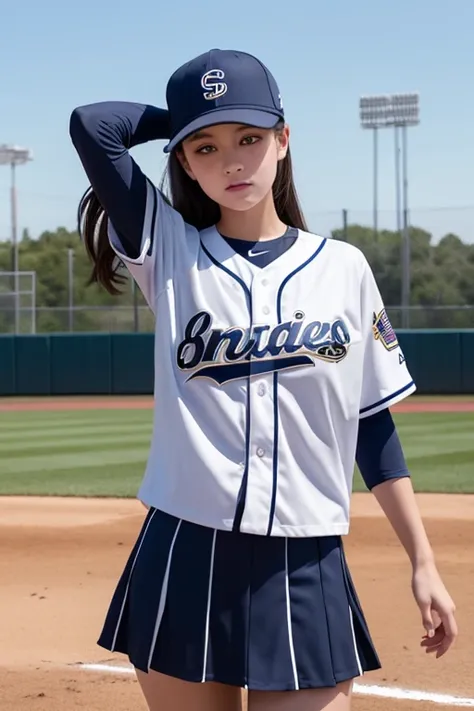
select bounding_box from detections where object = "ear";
[176,148,197,181]
[276,124,290,161]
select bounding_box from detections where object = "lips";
[226,182,252,191]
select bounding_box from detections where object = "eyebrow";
[186,125,254,143]
[186,131,213,143]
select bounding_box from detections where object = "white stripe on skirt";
[284,538,299,690]
[201,529,217,683]
[110,508,158,652]
[147,519,182,670]
[348,606,364,677]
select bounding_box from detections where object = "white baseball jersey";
[109,181,416,537]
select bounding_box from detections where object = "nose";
[223,157,244,176]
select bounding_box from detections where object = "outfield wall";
[0,331,473,396]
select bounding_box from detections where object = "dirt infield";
[1,495,473,710]
[1,395,474,413]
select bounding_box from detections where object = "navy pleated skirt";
[98,507,381,691]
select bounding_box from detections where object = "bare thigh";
[248,680,353,711]
[135,669,243,711]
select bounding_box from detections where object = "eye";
[195,144,216,155]
[241,135,260,146]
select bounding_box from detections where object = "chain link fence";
[1,303,473,334]
[1,204,473,333]
[0,271,36,333]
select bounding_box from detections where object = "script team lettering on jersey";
[176,310,351,385]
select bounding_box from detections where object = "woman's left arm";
[356,257,457,657]
[371,476,458,657]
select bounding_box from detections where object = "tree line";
[0,223,473,333]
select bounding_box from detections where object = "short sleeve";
[359,258,416,418]
[108,178,186,312]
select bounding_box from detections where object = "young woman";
[70,48,457,711]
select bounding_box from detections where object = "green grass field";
[0,409,473,496]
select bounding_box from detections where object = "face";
[178,123,290,211]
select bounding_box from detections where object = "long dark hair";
[78,123,308,294]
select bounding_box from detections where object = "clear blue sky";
[1,0,473,243]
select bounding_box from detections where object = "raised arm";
[69,101,169,258]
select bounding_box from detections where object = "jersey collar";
[199,226,326,290]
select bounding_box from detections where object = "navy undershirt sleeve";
[69,102,169,258]
[356,408,410,490]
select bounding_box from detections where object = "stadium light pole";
[394,127,402,233]
[359,94,419,328]
[0,144,33,334]
[359,96,384,237]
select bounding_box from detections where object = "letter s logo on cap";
[201,69,227,100]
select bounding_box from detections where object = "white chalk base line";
[79,663,474,707]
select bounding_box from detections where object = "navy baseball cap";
[163,49,284,153]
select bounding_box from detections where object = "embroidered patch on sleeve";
[372,309,399,351]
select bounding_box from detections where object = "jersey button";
[256,447,265,458]
[262,306,270,315]
[261,278,269,286]
[258,383,266,396]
